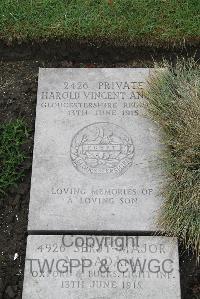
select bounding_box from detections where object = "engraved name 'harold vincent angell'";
[28,68,164,231]
[71,122,134,179]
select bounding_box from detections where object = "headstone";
[22,235,181,299]
[28,68,164,231]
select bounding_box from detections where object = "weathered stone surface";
[22,235,181,299]
[28,68,164,231]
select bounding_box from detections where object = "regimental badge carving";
[70,122,134,179]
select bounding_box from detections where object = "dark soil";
[0,40,200,63]
[0,57,199,299]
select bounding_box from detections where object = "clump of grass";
[0,119,29,194]
[145,59,200,256]
[0,0,199,47]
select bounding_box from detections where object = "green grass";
[0,0,199,46]
[0,119,29,194]
[145,59,200,256]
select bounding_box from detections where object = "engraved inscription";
[23,235,180,299]
[70,122,134,179]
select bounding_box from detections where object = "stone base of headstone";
[22,235,181,299]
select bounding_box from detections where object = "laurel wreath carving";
[71,124,134,169]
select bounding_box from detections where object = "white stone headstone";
[22,235,181,299]
[28,68,164,231]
